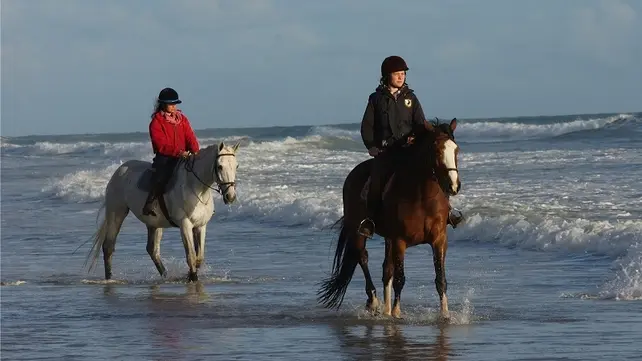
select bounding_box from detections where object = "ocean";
[1,112,641,360]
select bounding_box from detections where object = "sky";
[2,0,641,136]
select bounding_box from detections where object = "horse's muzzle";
[450,179,461,196]
[223,190,237,204]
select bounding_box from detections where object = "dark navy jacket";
[360,85,427,150]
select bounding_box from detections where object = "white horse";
[85,141,240,282]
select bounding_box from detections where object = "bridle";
[183,152,236,195]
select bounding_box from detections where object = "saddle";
[360,173,396,202]
[137,163,181,228]
[136,165,179,195]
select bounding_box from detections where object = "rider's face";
[164,104,177,113]
[388,71,406,88]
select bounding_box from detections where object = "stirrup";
[357,218,375,238]
[142,197,157,216]
[448,208,464,228]
[142,206,157,217]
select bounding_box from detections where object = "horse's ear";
[450,118,457,132]
[233,141,240,152]
[424,120,435,132]
[219,142,225,152]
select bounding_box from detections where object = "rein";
[182,152,236,195]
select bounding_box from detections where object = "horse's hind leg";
[146,227,167,278]
[391,240,407,319]
[356,234,379,312]
[102,207,129,280]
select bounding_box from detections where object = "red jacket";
[149,111,200,157]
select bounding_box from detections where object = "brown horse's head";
[409,118,460,195]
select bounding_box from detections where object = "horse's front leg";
[432,233,450,321]
[193,226,206,269]
[391,240,407,319]
[382,238,394,316]
[179,220,198,282]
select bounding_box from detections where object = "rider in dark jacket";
[357,56,463,237]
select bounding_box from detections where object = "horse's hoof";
[392,308,402,319]
[366,297,380,313]
[187,271,198,283]
[438,313,451,325]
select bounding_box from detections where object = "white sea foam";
[456,113,633,142]
[41,163,123,203]
[38,126,642,299]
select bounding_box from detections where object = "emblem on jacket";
[404,98,412,108]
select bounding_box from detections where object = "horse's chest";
[189,204,215,227]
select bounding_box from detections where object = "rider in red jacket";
[142,87,201,216]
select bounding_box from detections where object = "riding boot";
[447,201,464,228]
[142,168,163,217]
[142,189,158,216]
[358,183,382,238]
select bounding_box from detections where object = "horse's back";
[106,160,152,192]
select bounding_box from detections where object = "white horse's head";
[215,141,240,204]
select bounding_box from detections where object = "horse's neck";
[186,148,218,194]
[394,150,437,189]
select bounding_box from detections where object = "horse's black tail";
[317,216,360,309]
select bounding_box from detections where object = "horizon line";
[2,110,639,139]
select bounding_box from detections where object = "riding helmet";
[381,56,409,76]
[158,87,182,104]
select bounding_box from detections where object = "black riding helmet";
[381,56,409,76]
[158,87,182,104]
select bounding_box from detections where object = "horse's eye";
[217,165,223,170]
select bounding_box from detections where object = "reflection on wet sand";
[149,283,213,360]
[331,322,452,361]
[101,282,212,359]
[148,282,209,305]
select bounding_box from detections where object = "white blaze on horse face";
[442,139,459,194]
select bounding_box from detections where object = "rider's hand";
[406,136,415,145]
[180,151,190,158]
[368,147,380,157]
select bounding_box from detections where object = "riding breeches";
[367,152,398,215]
[150,155,179,193]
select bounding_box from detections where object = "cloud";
[1,0,641,136]
[569,0,639,66]
[1,0,323,135]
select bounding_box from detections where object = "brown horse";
[317,118,460,320]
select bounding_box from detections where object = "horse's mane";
[397,119,452,172]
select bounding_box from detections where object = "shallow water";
[2,113,641,360]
